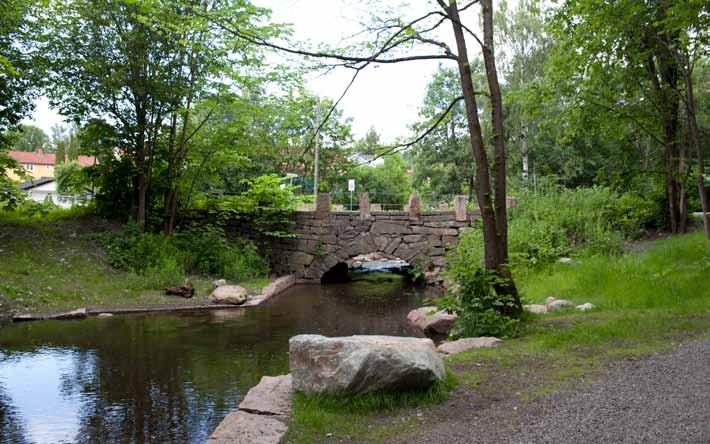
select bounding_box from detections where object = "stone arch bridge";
[268,193,488,284]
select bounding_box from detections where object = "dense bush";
[437,268,520,338]
[100,223,269,285]
[450,186,659,274]
[442,185,661,338]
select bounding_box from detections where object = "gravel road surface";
[405,340,710,444]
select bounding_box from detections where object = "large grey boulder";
[406,306,457,338]
[437,337,502,355]
[211,285,248,305]
[289,335,445,396]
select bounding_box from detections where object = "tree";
[0,0,38,205]
[8,124,49,152]
[56,161,90,197]
[495,0,549,183]
[354,126,381,156]
[212,0,523,313]
[40,0,276,233]
[345,153,412,208]
[0,0,36,143]
[410,65,479,199]
[549,0,708,235]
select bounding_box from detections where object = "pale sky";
[25,0,484,143]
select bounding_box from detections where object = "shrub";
[450,186,656,275]
[437,268,520,338]
[99,223,270,283]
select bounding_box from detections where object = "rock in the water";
[211,285,248,305]
[289,334,445,396]
[406,306,457,338]
[239,374,292,416]
[437,337,502,355]
[50,308,87,320]
[212,279,227,290]
[97,313,113,318]
[523,304,548,314]
[208,411,288,444]
[576,302,595,311]
[546,297,575,312]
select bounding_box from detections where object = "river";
[0,273,437,443]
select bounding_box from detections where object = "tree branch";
[356,95,465,166]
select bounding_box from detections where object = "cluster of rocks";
[405,306,503,355]
[524,296,596,314]
[406,306,457,338]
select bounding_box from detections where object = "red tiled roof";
[8,150,56,165]
[76,155,97,166]
[8,150,98,166]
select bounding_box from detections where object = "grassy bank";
[0,213,270,314]
[284,231,710,444]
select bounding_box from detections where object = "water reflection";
[0,274,435,443]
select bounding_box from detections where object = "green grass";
[0,212,271,313]
[445,231,710,401]
[286,232,710,443]
[284,370,457,444]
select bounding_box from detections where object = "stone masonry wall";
[267,193,480,284]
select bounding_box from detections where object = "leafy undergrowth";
[0,214,269,314]
[285,231,710,444]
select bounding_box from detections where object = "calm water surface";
[0,274,436,444]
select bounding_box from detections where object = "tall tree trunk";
[521,129,529,182]
[481,0,519,305]
[447,0,521,315]
[135,104,148,232]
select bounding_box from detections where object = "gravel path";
[405,340,710,444]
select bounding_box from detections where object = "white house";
[18,178,90,208]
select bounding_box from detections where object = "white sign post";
[348,179,355,211]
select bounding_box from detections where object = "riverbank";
[0,215,271,318]
[284,231,710,443]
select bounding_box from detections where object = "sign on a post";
[348,179,355,192]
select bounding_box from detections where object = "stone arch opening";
[321,262,350,283]
[320,251,413,284]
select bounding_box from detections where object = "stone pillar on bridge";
[454,195,467,222]
[408,194,421,220]
[358,192,370,219]
[315,193,330,219]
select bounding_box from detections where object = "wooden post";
[315,193,329,219]
[408,194,421,220]
[454,195,467,222]
[359,192,370,219]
